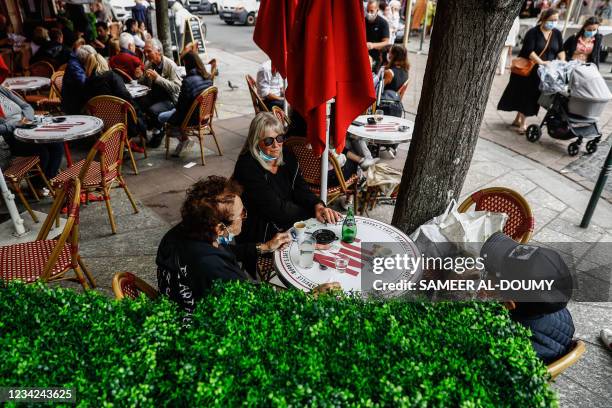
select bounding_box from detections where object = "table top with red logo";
[274,216,421,294]
[348,115,414,145]
[2,76,51,92]
[14,115,104,143]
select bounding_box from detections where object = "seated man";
[30,28,71,67]
[365,0,390,72]
[138,38,182,148]
[256,59,284,111]
[92,21,112,57]
[156,176,291,317]
[109,32,144,80]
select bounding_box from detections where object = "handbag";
[511,31,553,77]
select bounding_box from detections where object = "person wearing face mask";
[365,0,390,72]
[497,8,565,135]
[156,176,292,316]
[233,113,342,257]
[563,16,604,66]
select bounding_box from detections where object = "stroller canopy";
[568,63,611,119]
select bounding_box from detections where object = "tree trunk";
[392,0,523,234]
[155,0,173,59]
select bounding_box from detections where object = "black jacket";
[169,69,213,126]
[84,70,134,105]
[512,306,575,364]
[563,33,604,67]
[30,41,71,67]
[156,224,255,315]
[233,147,322,245]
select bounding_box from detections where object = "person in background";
[383,44,410,93]
[61,43,93,114]
[383,0,402,44]
[256,60,284,111]
[132,0,149,30]
[156,176,292,317]
[233,113,341,249]
[123,18,145,49]
[0,86,63,192]
[91,0,111,23]
[108,38,120,58]
[365,0,390,72]
[139,38,182,148]
[30,27,49,59]
[109,32,144,80]
[65,2,93,41]
[160,50,213,156]
[497,8,565,134]
[92,22,112,57]
[30,28,71,67]
[563,16,604,67]
[497,16,521,75]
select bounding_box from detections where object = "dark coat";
[169,69,213,126]
[61,54,87,114]
[233,147,322,245]
[156,224,255,315]
[30,41,71,67]
[563,33,604,67]
[512,307,575,364]
[84,70,134,105]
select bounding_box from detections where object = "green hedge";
[0,282,556,407]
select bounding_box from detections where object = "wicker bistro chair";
[50,123,139,235]
[86,95,147,175]
[271,106,291,128]
[0,178,95,289]
[113,67,133,83]
[246,74,269,114]
[458,187,535,244]
[3,156,54,223]
[547,340,586,380]
[27,60,55,78]
[25,70,63,113]
[112,272,159,300]
[164,86,222,166]
[284,137,359,208]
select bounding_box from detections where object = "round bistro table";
[347,115,414,145]
[2,76,51,92]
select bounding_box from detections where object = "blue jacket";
[169,69,212,127]
[513,307,575,364]
[61,54,87,114]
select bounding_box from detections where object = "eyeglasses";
[260,134,286,147]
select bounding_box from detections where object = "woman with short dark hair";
[156,176,290,315]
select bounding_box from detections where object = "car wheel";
[246,12,256,25]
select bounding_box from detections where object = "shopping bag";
[409,200,460,259]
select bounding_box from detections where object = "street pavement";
[0,18,610,407]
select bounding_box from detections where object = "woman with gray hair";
[233,113,341,250]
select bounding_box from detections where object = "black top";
[156,223,255,315]
[169,69,213,126]
[84,70,134,104]
[384,66,409,92]
[233,147,322,244]
[30,41,71,67]
[519,26,563,61]
[563,33,604,67]
[365,16,390,64]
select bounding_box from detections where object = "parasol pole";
[0,167,26,236]
[283,79,289,115]
[320,99,335,203]
[562,0,576,38]
[580,142,612,228]
[402,0,413,48]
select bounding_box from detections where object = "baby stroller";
[526,63,612,156]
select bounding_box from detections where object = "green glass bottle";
[341,205,357,243]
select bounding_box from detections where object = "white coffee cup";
[293,221,306,242]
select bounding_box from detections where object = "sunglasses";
[260,134,286,147]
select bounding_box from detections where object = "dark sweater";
[169,69,213,126]
[156,224,255,315]
[84,70,134,104]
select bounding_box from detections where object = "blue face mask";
[258,149,278,162]
[544,21,557,30]
[217,224,235,246]
[584,30,597,38]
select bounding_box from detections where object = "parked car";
[186,0,219,14]
[108,0,136,21]
[218,0,259,26]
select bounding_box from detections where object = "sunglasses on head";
[260,134,286,147]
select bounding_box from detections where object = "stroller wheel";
[586,140,598,154]
[526,125,541,142]
[568,142,580,156]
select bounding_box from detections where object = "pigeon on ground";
[228,81,239,90]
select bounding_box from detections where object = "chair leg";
[140,133,148,158]
[210,129,223,156]
[73,264,90,290]
[165,130,170,160]
[199,135,206,166]
[10,181,39,223]
[118,175,139,214]
[78,256,96,288]
[25,176,40,201]
[103,187,117,234]
[36,164,54,196]
[125,140,139,175]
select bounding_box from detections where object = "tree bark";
[155,0,173,59]
[392,0,523,234]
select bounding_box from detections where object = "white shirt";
[256,60,283,99]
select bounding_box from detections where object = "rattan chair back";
[86,95,137,131]
[112,272,159,300]
[458,187,534,243]
[246,74,269,114]
[113,67,133,82]
[547,340,586,380]
[28,61,54,78]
